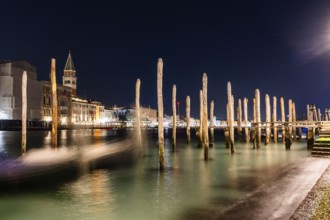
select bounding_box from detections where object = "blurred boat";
[0,139,138,189]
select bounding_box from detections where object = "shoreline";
[291,161,330,219]
[214,157,330,220]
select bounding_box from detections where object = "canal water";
[0,129,310,220]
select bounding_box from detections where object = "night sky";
[1,0,330,119]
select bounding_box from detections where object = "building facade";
[43,52,116,128]
[0,52,118,128]
[0,60,43,121]
[42,81,72,126]
[0,52,161,129]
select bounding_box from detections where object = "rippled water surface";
[0,129,310,220]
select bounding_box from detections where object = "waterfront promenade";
[214,157,330,219]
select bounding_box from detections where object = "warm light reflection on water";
[56,169,116,220]
[0,129,310,220]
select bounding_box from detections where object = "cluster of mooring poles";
[20,57,323,172]
[147,58,324,170]
[223,86,310,151]
[21,59,59,154]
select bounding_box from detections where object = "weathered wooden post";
[326,108,329,121]
[324,108,326,120]
[157,58,165,170]
[202,73,209,160]
[293,102,297,141]
[316,107,322,133]
[297,103,302,140]
[285,99,293,149]
[314,105,321,133]
[135,79,142,150]
[298,126,302,140]
[237,99,243,141]
[251,98,257,148]
[209,100,214,147]
[243,98,250,142]
[255,89,261,149]
[307,104,314,149]
[273,96,278,143]
[186,96,191,143]
[284,122,292,150]
[51,58,58,148]
[224,103,230,148]
[313,105,318,121]
[22,71,27,154]
[253,98,256,124]
[288,99,293,136]
[280,97,285,143]
[265,94,271,145]
[172,85,177,150]
[227,82,235,154]
[307,104,310,120]
[199,90,203,146]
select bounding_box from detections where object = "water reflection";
[57,169,116,220]
[0,131,6,159]
[0,129,311,220]
[42,131,51,147]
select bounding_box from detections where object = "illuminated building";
[0,60,43,121]
[0,52,116,128]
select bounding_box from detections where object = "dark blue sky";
[1,0,330,119]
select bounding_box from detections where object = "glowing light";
[61,117,67,125]
[0,111,9,119]
[44,116,52,122]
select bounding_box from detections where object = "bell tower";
[63,51,77,96]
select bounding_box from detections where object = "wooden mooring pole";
[227,82,235,154]
[252,98,257,148]
[157,58,165,170]
[325,108,329,121]
[210,100,214,147]
[22,71,27,154]
[51,58,58,148]
[317,108,321,122]
[273,96,278,143]
[237,99,243,141]
[307,104,315,149]
[243,98,250,142]
[202,73,209,160]
[285,99,293,149]
[289,99,293,136]
[225,103,230,148]
[135,79,142,151]
[255,89,261,149]
[265,94,271,145]
[186,96,191,144]
[172,85,177,150]
[293,101,297,141]
[280,97,285,143]
[296,102,302,140]
[199,90,203,146]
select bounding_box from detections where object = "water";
[0,129,310,220]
